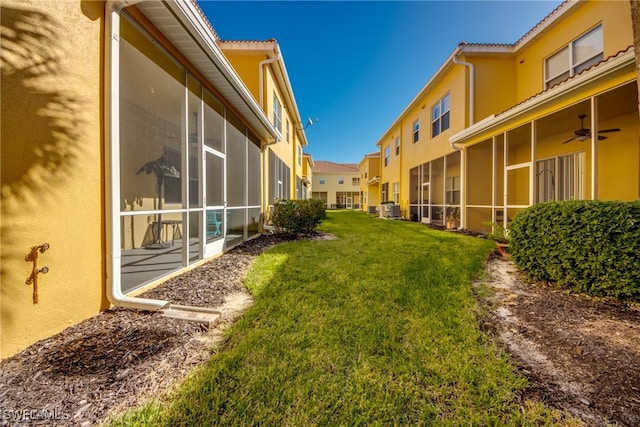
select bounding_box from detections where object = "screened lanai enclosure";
[114,14,262,293]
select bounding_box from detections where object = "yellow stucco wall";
[225,51,300,198]
[1,0,106,359]
[514,0,633,103]
[312,172,360,207]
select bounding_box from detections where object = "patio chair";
[206,210,222,237]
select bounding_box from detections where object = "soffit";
[133,1,277,141]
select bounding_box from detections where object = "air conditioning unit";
[368,206,377,214]
[382,204,400,218]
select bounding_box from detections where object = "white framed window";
[445,176,460,204]
[319,177,325,185]
[392,182,399,204]
[413,120,419,143]
[352,177,360,186]
[286,119,290,143]
[432,93,450,137]
[545,25,603,89]
[395,137,400,155]
[273,93,282,132]
[381,182,388,202]
[297,144,302,166]
[338,177,344,184]
[536,152,586,202]
[384,145,390,166]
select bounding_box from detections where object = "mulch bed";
[0,233,291,426]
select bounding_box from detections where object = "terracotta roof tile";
[313,161,359,173]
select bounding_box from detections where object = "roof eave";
[449,48,635,144]
[134,0,278,142]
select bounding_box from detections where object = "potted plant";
[446,207,459,229]
[485,222,510,258]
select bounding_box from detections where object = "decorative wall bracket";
[25,243,50,304]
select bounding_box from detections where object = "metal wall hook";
[25,243,50,304]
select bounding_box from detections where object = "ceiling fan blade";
[562,136,576,144]
[598,135,607,141]
[598,128,621,133]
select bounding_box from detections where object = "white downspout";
[259,55,281,109]
[259,56,281,231]
[451,53,475,229]
[105,0,169,310]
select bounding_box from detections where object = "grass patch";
[110,211,567,426]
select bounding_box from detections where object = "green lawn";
[110,210,565,426]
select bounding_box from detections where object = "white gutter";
[450,52,474,229]
[259,55,281,109]
[105,0,169,310]
[452,54,475,127]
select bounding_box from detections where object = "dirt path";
[480,256,640,426]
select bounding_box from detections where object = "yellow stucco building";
[359,152,381,213]
[311,161,361,209]
[219,39,311,204]
[373,0,638,233]
[1,0,308,359]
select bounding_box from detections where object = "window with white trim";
[286,119,290,143]
[395,137,400,155]
[545,25,603,89]
[273,93,282,132]
[319,177,325,185]
[445,176,460,204]
[384,145,390,166]
[432,93,450,137]
[413,120,419,143]
[392,182,399,204]
[352,177,360,186]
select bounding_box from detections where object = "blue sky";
[200,1,563,164]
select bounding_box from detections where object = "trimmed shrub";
[271,199,327,236]
[509,200,640,301]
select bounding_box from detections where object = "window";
[413,120,419,143]
[545,25,603,89]
[392,182,399,204]
[286,119,290,143]
[273,93,282,132]
[297,144,302,166]
[268,151,290,202]
[381,182,388,202]
[432,93,450,137]
[338,177,344,184]
[445,176,460,204]
[536,153,585,202]
[319,177,325,185]
[395,137,400,155]
[352,177,360,186]
[384,145,390,166]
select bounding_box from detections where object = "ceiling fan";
[562,114,621,144]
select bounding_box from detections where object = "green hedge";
[271,199,327,236]
[509,200,640,301]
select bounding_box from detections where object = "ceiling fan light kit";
[562,114,621,144]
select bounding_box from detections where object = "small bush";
[271,199,327,236]
[509,200,640,301]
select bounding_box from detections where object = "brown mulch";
[482,255,640,426]
[0,233,292,426]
